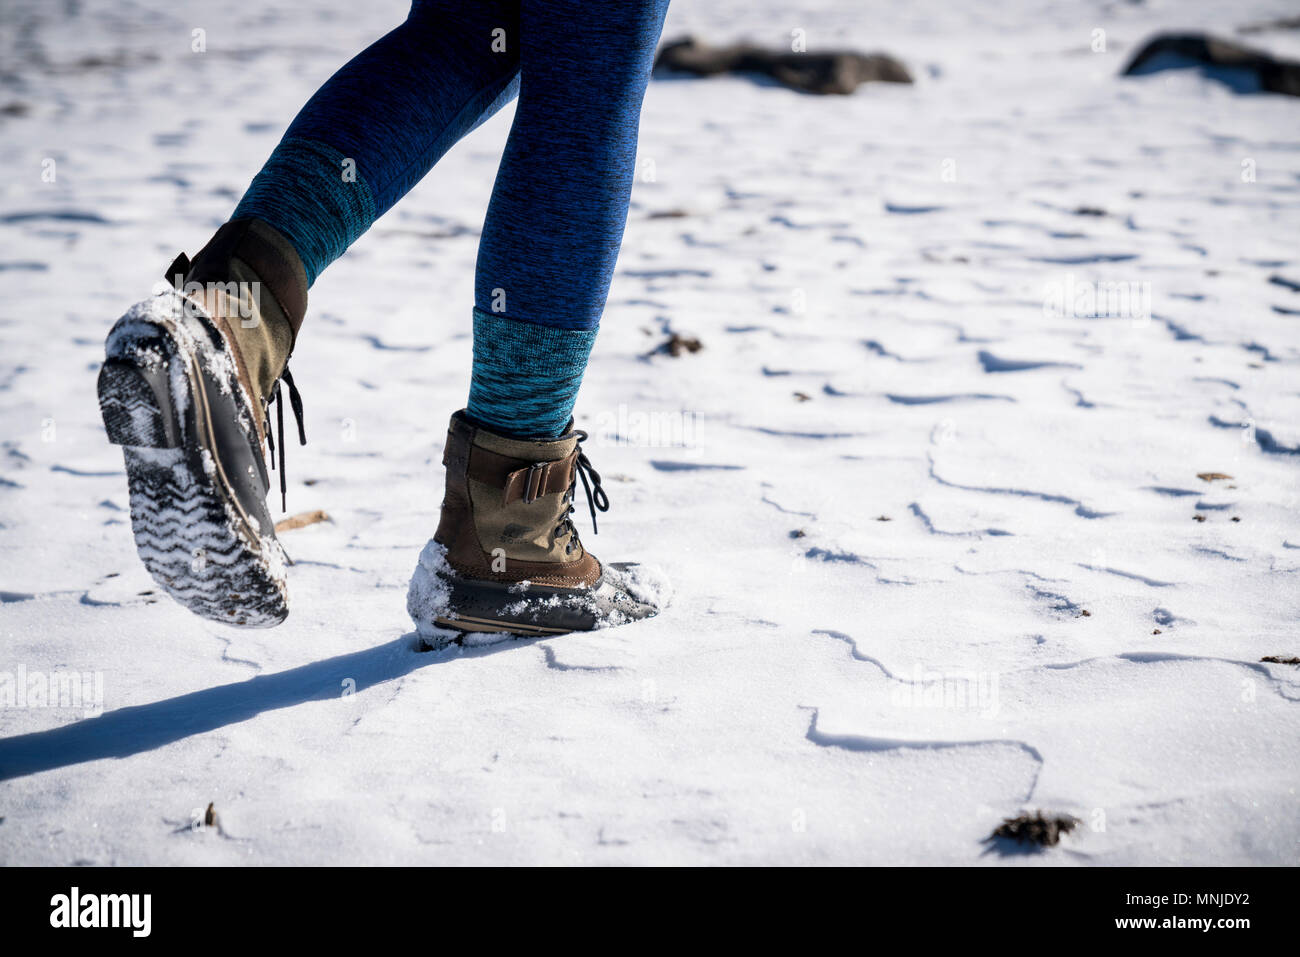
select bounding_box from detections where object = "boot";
[407,411,660,640]
[97,218,307,627]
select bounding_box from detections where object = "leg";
[467,0,672,439]
[99,1,526,628]
[412,0,673,640]
[234,0,523,287]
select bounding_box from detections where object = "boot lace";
[554,430,610,555]
[263,366,307,511]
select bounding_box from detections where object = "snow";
[1,0,1298,864]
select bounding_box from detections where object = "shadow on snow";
[0,633,519,781]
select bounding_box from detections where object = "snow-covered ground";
[1,0,1298,865]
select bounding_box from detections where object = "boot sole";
[433,614,570,637]
[99,296,288,628]
[415,561,658,648]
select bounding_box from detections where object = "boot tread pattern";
[98,294,288,628]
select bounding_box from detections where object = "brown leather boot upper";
[435,412,603,589]
[168,218,307,443]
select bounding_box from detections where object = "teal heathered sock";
[232,137,377,287]
[466,308,598,439]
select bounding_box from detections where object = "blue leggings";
[233,0,671,437]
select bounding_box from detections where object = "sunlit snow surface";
[0,0,1297,864]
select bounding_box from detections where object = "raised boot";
[97,218,307,627]
[407,411,661,642]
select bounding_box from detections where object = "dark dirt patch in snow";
[985,810,1080,849]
